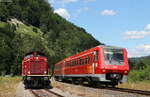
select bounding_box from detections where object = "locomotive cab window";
[104,48,124,65]
[24,54,33,58]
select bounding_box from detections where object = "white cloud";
[54,8,70,19]
[123,24,150,39]
[128,44,150,57]
[84,0,96,2]
[49,0,78,7]
[144,24,150,31]
[74,7,90,18]
[101,9,117,16]
[49,0,77,5]
[61,0,78,3]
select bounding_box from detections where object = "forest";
[0,0,101,75]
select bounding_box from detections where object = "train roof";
[98,45,124,49]
[24,51,45,56]
[55,45,125,64]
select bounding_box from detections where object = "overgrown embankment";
[0,0,101,76]
[0,76,21,97]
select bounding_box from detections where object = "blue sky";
[48,0,150,57]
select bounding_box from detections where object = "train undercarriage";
[55,73,127,87]
[23,76,50,89]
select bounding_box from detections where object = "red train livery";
[54,45,129,87]
[22,52,50,88]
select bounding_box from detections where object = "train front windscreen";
[104,48,124,65]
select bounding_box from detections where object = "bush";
[129,66,150,82]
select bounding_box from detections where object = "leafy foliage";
[128,56,150,82]
[129,66,150,82]
[0,0,101,75]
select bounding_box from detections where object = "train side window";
[88,56,90,64]
[70,62,72,66]
[72,61,74,66]
[86,56,90,64]
[74,60,76,65]
[69,62,71,66]
[73,61,75,66]
[81,58,84,65]
[71,61,73,66]
[83,58,85,65]
[74,61,76,65]
[78,59,80,65]
[80,59,82,65]
[75,60,77,65]
[94,50,99,61]
[67,62,69,67]
[80,58,82,65]
[85,57,88,64]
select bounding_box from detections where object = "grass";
[118,81,150,91]
[16,23,43,37]
[0,76,21,97]
[119,68,150,91]
[0,22,7,28]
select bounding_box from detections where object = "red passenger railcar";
[54,45,129,87]
[22,52,50,88]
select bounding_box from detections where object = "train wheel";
[78,78,84,85]
[25,84,30,89]
[111,82,118,88]
[72,79,79,85]
[111,84,116,88]
[55,77,59,81]
[87,78,95,87]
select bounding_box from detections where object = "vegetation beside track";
[118,81,150,91]
[128,66,150,82]
[0,76,21,97]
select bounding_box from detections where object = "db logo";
[113,66,117,68]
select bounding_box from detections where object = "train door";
[92,50,99,74]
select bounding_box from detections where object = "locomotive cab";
[95,46,129,86]
[22,52,50,88]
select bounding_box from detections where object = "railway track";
[30,89,64,97]
[55,81,150,96]
[100,87,150,96]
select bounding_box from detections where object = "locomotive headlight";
[28,71,30,74]
[102,69,106,72]
[44,59,47,61]
[36,57,38,60]
[44,71,47,74]
[124,71,128,74]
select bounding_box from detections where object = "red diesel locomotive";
[54,45,129,87]
[22,52,50,88]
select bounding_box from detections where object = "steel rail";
[44,89,64,97]
[30,89,64,97]
[102,87,150,96]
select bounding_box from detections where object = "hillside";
[129,55,150,70]
[140,56,150,65]
[0,0,101,75]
